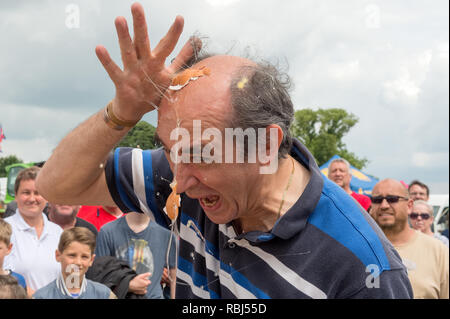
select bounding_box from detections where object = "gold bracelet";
[103,101,139,131]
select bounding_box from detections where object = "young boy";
[33,227,116,299]
[0,275,29,299]
[0,219,27,291]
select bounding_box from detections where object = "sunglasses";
[371,195,409,204]
[409,212,431,220]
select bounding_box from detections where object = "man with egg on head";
[37,2,412,299]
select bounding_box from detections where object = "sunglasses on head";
[409,212,431,220]
[371,195,409,204]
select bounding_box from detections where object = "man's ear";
[89,254,96,267]
[265,124,283,156]
[6,243,13,256]
[55,249,61,263]
[406,199,414,214]
[258,124,282,175]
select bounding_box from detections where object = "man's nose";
[380,198,391,209]
[174,163,200,194]
[29,192,39,202]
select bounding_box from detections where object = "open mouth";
[199,195,221,210]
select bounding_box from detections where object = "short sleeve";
[105,147,174,228]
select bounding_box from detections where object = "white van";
[428,194,449,235]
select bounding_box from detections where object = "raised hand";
[95,2,197,123]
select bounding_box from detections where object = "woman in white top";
[4,166,63,296]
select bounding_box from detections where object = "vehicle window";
[432,206,440,217]
[6,166,25,197]
[438,207,449,224]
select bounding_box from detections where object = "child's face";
[0,241,12,266]
[55,241,94,287]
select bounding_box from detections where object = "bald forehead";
[373,179,409,196]
[171,55,256,96]
[158,55,256,124]
[329,161,350,172]
[193,55,256,74]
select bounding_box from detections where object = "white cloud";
[417,49,433,68]
[329,60,360,81]
[412,152,449,168]
[382,69,422,104]
[381,47,439,106]
[1,138,54,163]
[204,0,241,7]
[0,0,448,194]
[435,41,449,66]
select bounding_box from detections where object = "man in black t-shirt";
[47,203,98,236]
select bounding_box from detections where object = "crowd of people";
[0,166,176,299]
[1,160,447,299]
[1,2,448,299]
[327,163,448,299]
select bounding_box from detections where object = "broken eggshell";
[169,66,211,91]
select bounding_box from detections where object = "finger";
[115,16,138,69]
[138,272,151,279]
[95,45,122,84]
[152,15,184,61]
[131,2,151,60]
[168,36,202,73]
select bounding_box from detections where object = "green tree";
[290,108,368,169]
[0,155,23,177]
[117,121,160,150]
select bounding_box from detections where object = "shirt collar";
[234,138,324,243]
[271,138,324,239]
[12,210,52,237]
[56,272,87,298]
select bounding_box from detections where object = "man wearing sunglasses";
[371,179,449,299]
[410,200,448,247]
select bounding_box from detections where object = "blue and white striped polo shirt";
[105,139,413,299]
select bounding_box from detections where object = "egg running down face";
[165,180,181,221]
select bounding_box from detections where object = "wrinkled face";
[56,242,94,286]
[410,203,433,232]
[156,56,265,225]
[409,184,429,201]
[49,204,80,218]
[328,162,351,189]
[15,179,47,219]
[371,180,412,231]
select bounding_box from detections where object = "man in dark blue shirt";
[36,3,412,299]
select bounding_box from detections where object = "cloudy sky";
[0,0,448,193]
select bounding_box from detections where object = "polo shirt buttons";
[227,239,236,249]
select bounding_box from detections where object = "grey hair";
[413,200,433,214]
[179,37,294,159]
[229,62,294,159]
[329,158,351,171]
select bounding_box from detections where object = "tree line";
[0,108,367,177]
